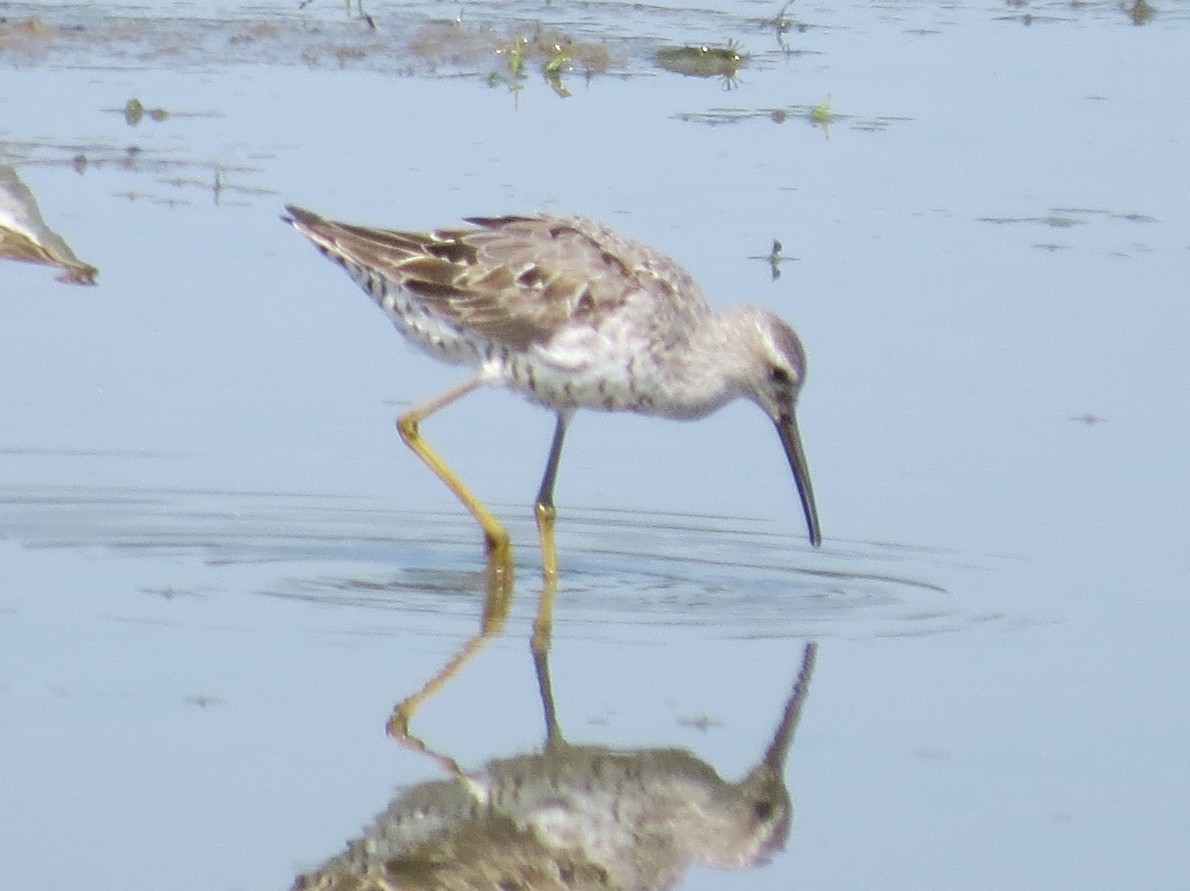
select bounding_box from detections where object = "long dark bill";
[775,413,821,547]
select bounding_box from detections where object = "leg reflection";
[387,549,514,743]
[387,553,561,752]
[530,571,558,658]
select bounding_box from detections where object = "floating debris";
[759,1,807,36]
[978,207,1157,257]
[749,238,790,280]
[677,713,724,731]
[655,42,744,82]
[185,694,225,709]
[0,15,55,46]
[674,104,907,133]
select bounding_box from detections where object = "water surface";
[2,1,1188,888]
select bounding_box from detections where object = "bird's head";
[735,310,821,547]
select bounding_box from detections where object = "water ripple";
[0,483,1023,639]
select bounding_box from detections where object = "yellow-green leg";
[535,502,558,579]
[396,376,511,563]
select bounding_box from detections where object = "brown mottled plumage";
[285,206,820,571]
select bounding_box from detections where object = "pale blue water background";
[2,1,1189,888]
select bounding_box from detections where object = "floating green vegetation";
[809,94,832,124]
[1126,0,1155,25]
[0,9,619,86]
[542,42,572,97]
[123,98,170,126]
[493,35,527,79]
[413,21,611,77]
[543,42,569,76]
[480,28,605,98]
[655,41,744,82]
[803,94,836,137]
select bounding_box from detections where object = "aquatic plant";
[809,94,832,124]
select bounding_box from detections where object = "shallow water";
[2,1,1189,888]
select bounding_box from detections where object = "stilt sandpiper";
[284,206,821,574]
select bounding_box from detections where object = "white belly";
[498,317,679,416]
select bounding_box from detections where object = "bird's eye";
[769,366,791,385]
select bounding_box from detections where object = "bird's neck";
[654,308,757,420]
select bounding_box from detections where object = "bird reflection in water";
[292,566,818,891]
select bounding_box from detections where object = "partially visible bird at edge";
[284,205,822,576]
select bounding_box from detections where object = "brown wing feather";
[286,206,707,351]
